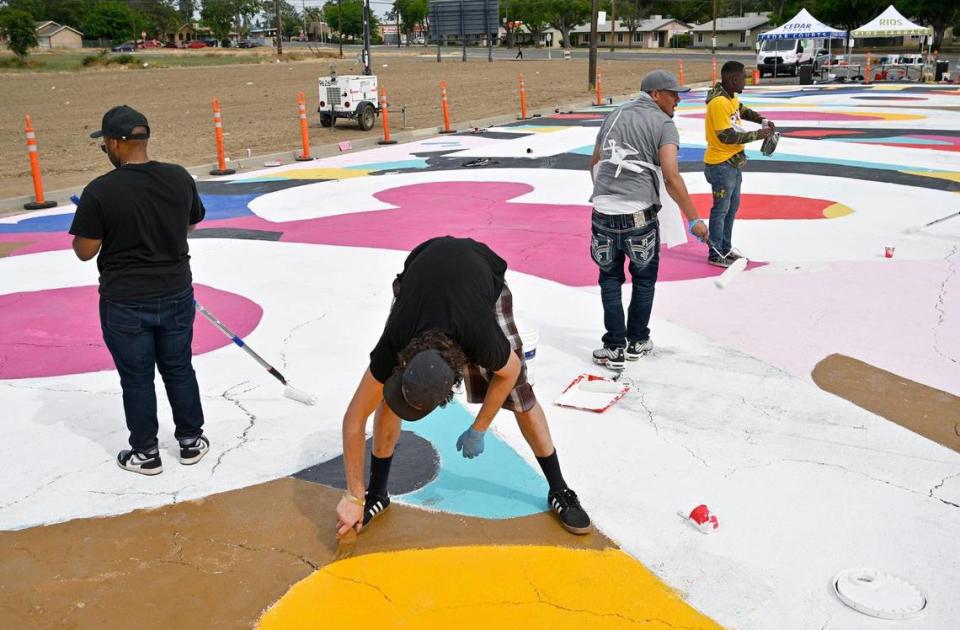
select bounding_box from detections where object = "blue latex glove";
[70,194,80,205]
[455,427,486,459]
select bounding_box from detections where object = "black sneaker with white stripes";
[548,488,591,535]
[626,338,653,360]
[363,493,391,526]
[592,346,625,370]
[117,449,162,476]
[179,435,210,465]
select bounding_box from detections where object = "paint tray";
[554,373,630,413]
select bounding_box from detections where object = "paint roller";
[578,379,622,393]
[195,301,317,406]
[904,210,960,234]
[714,257,749,290]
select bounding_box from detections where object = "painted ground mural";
[1,84,959,629]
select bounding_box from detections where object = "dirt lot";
[0,50,711,199]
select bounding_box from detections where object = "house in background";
[569,16,690,48]
[35,21,83,49]
[690,13,772,49]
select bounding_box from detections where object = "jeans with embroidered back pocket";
[589,209,660,349]
[99,286,205,452]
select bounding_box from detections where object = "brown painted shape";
[812,353,960,453]
[0,477,614,629]
[0,242,28,258]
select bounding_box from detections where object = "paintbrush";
[331,527,359,563]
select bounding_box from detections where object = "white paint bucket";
[515,319,539,386]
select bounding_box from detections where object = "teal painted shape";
[346,159,429,171]
[571,144,596,155]
[399,401,549,519]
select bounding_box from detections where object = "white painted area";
[0,241,407,530]
[487,273,960,630]
[2,85,959,630]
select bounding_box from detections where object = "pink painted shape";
[260,181,761,286]
[656,261,960,396]
[684,111,883,121]
[0,284,262,380]
[0,232,73,257]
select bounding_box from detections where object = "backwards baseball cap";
[640,69,690,94]
[383,349,457,421]
[89,105,150,140]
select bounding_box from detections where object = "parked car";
[237,39,261,48]
[184,40,206,49]
[162,41,179,48]
[111,42,135,52]
[201,38,219,48]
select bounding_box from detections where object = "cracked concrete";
[933,245,958,366]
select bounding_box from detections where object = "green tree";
[323,0,363,41]
[83,1,141,40]
[0,7,38,60]
[130,0,180,38]
[811,0,884,34]
[200,0,234,41]
[3,0,94,26]
[546,0,590,48]
[901,0,957,50]
[278,0,302,38]
[394,0,426,44]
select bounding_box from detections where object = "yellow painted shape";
[903,170,960,183]
[275,167,373,180]
[822,202,854,219]
[258,546,722,629]
[514,126,569,134]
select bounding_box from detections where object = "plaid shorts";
[390,277,537,413]
[462,284,537,413]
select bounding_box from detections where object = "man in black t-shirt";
[335,237,592,537]
[69,105,209,476]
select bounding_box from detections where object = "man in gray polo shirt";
[588,70,708,370]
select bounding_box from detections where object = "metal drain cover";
[832,568,926,620]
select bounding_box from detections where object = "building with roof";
[569,15,690,48]
[35,21,83,49]
[691,12,772,49]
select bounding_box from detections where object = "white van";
[757,38,815,76]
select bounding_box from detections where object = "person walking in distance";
[69,105,209,475]
[588,70,708,370]
[703,60,776,267]
[515,42,524,60]
[335,237,592,538]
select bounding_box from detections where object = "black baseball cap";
[383,349,456,421]
[90,105,150,140]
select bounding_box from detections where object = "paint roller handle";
[194,301,279,378]
[70,194,81,205]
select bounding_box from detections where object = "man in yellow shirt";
[703,61,776,267]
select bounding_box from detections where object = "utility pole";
[711,0,717,56]
[396,2,401,48]
[338,0,343,58]
[276,0,283,56]
[609,0,615,53]
[588,0,598,90]
[361,0,372,75]
[303,0,307,39]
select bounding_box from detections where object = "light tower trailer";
[317,73,379,131]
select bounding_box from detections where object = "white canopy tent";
[758,8,845,41]
[852,5,934,80]
[851,5,932,39]
[757,8,846,77]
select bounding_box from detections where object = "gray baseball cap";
[640,69,690,94]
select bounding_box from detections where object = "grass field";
[0,48,335,72]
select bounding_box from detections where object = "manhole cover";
[832,568,926,620]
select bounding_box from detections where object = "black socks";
[536,450,568,492]
[367,453,393,497]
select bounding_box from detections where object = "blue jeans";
[100,286,204,452]
[704,162,743,256]
[589,210,660,348]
